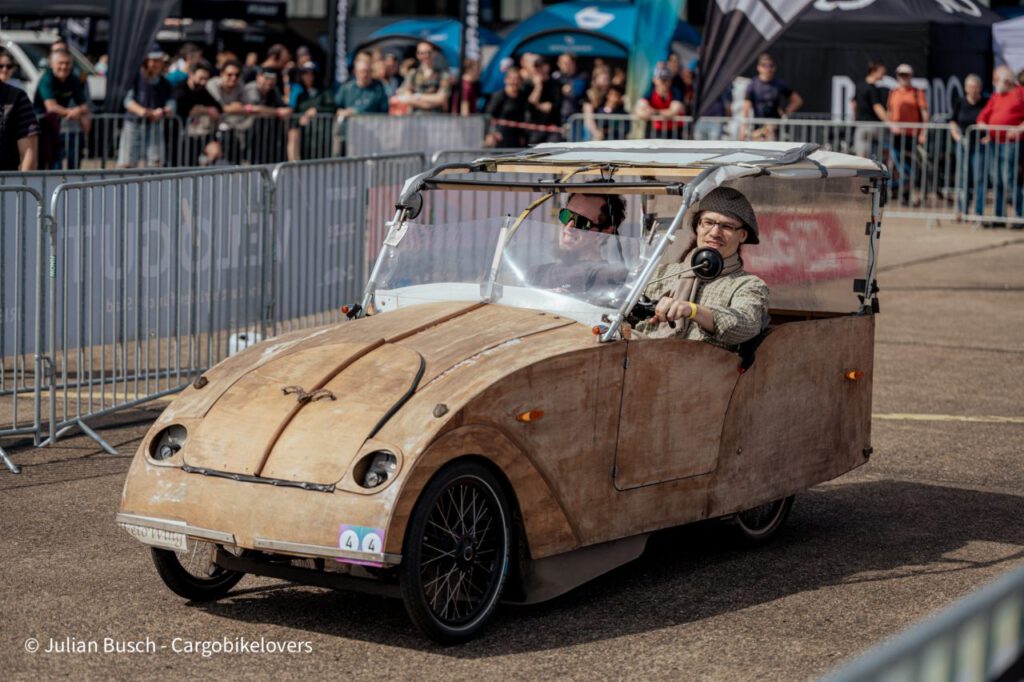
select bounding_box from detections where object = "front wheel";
[400,461,512,644]
[151,540,244,601]
[728,495,794,546]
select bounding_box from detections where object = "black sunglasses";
[0,64,14,70]
[558,207,607,231]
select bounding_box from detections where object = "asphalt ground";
[2,217,1022,681]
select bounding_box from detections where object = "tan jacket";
[635,263,769,349]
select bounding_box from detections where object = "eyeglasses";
[698,216,743,233]
[0,64,14,70]
[558,208,607,231]
[758,62,776,69]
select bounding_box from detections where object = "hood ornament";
[282,386,337,404]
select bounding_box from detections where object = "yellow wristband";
[688,301,697,320]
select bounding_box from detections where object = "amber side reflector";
[844,370,864,381]
[517,410,544,423]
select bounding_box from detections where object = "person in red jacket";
[977,66,1024,227]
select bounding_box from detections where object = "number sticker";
[339,529,360,551]
[361,532,382,553]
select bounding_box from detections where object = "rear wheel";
[729,496,794,546]
[151,539,244,601]
[400,461,511,644]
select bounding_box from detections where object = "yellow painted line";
[874,413,1024,425]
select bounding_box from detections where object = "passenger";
[635,187,768,349]
[529,192,626,296]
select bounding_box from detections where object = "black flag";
[695,0,817,117]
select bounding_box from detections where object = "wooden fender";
[384,424,579,560]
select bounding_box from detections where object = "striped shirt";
[0,82,39,171]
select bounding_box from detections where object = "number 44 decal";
[338,524,385,556]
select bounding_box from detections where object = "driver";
[528,191,627,296]
[634,187,768,349]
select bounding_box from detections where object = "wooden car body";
[118,141,885,636]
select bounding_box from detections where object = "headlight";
[150,425,188,461]
[360,451,397,489]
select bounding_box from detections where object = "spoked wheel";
[729,495,795,546]
[151,539,244,601]
[400,461,511,644]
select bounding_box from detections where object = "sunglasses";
[558,208,606,231]
[0,64,14,70]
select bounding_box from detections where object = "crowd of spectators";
[0,37,1021,225]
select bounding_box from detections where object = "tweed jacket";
[636,261,769,349]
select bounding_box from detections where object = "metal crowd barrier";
[364,153,429,263]
[44,167,273,451]
[0,186,46,474]
[957,125,1023,227]
[565,113,695,142]
[345,114,489,159]
[269,153,424,334]
[426,148,536,225]
[823,564,1024,682]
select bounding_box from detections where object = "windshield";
[373,216,652,325]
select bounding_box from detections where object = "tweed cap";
[694,186,759,244]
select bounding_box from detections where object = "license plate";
[120,523,188,551]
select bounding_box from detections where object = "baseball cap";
[299,61,318,73]
[146,44,166,60]
[896,64,913,76]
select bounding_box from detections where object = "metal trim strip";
[115,513,236,544]
[253,537,402,565]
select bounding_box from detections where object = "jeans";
[982,141,1023,219]
[955,140,984,215]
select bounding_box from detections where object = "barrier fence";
[0,152,424,472]
[824,564,1024,682]
[0,186,46,475]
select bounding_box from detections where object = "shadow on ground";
[196,479,1024,656]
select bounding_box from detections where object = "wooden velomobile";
[118,141,885,642]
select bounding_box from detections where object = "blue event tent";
[355,18,501,71]
[480,0,698,95]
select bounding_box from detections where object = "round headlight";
[359,451,398,489]
[150,424,188,461]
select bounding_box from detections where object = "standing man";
[34,48,91,169]
[174,60,222,166]
[484,68,529,148]
[851,61,888,159]
[635,65,686,140]
[976,66,1024,227]
[740,53,803,141]
[393,42,449,113]
[553,53,587,123]
[525,56,562,144]
[948,74,987,220]
[886,64,929,206]
[286,62,336,160]
[206,58,247,162]
[0,80,39,170]
[118,47,174,168]
[241,67,292,164]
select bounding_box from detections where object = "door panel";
[613,339,741,490]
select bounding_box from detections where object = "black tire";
[728,495,795,546]
[150,540,244,602]
[400,461,512,644]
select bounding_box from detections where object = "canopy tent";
[767,0,1001,118]
[480,0,697,96]
[353,18,500,72]
[993,15,1024,74]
